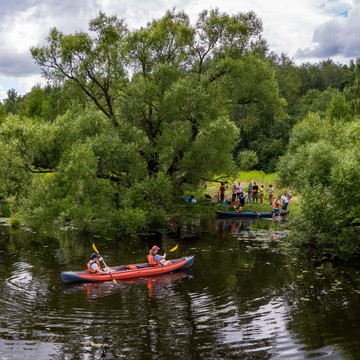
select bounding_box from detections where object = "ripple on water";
[0,261,54,338]
[2,262,38,312]
[0,339,61,359]
[166,290,342,359]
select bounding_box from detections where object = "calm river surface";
[1,216,360,359]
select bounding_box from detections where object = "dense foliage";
[277,97,360,259]
[0,9,359,255]
[1,9,284,233]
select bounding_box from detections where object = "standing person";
[252,182,259,203]
[268,184,274,205]
[231,184,237,204]
[147,246,172,266]
[259,185,264,205]
[236,182,243,199]
[272,195,281,221]
[281,194,289,211]
[287,187,293,203]
[219,183,226,203]
[247,182,253,204]
[238,191,246,211]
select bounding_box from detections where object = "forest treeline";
[0,9,359,258]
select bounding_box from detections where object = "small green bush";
[9,216,22,229]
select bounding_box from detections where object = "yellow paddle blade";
[92,243,99,254]
[169,244,178,252]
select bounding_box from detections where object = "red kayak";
[60,255,195,283]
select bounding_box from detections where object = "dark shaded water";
[1,217,360,359]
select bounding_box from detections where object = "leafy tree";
[295,88,341,120]
[343,58,360,116]
[268,52,302,117]
[325,92,352,122]
[2,89,25,115]
[237,149,258,171]
[299,60,352,95]
[277,97,360,259]
[0,102,5,121]
[1,9,284,232]
[20,84,85,121]
[31,11,128,128]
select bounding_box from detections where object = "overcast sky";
[0,0,359,100]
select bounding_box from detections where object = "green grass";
[178,170,301,225]
[232,170,277,187]
[200,170,286,199]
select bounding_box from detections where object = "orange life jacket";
[87,259,101,273]
[147,254,160,267]
[273,199,280,208]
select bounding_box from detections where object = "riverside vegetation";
[0,9,360,261]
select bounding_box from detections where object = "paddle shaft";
[92,243,117,284]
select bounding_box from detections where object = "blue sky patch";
[319,0,352,17]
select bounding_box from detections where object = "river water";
[1,216,360,359]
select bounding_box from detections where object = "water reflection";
[216,218,288,245]
[0,217,359,359]
[61,269,193,301]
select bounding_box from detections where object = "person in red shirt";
[219,183,226,203]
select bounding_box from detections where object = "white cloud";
[296,1,360,60]
[18,74,47,94]
[0,85,6,102]
[0,0,359,99]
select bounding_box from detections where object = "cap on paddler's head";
[91,253,100,259]
[152,245,160,251]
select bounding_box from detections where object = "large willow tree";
[0,9,283,233]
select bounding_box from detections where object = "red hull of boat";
[60,255,195,283]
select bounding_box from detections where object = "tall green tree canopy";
[0,9,284,232]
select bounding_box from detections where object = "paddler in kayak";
[87,253,114,274]
[148,245,172,266]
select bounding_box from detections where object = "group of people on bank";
[219,182,286,205]
[219,181,292,218]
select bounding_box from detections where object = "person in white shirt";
[268,184,274,205]
[281,194,289,211]
[236,182,243,199]
[287,187,292,202]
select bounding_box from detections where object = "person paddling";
[87,253,114,274]
[147,245,172,266]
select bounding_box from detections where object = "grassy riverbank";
[178,170,300,225]
[183,171,298,206]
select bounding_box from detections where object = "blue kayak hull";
[216,210,289,219]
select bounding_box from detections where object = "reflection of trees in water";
[216,218,250,237]
[57,270,197,359]
[1,220,360,359]
[166,215,214,240]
